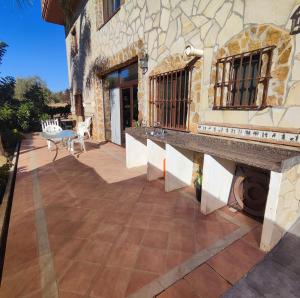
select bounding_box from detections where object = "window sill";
[98,7,120,31]
[212,105,268,111]
[160,126,190,133]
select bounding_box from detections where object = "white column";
[165,144,194,192]
[260,171,283,252]
[125,133,147,168]
[147,139,166,181]
[201,154,236,215]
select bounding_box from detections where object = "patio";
[0,134,265,298]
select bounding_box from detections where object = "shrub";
[0,163,10,201]
[16,102,33,131]
[1,129,23,156]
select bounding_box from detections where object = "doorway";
[121,86,138,142]
[110,88,121,145]
[104,61,138,146]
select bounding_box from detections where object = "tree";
[15,76,50,101]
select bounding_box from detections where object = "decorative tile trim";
[198,123,300,147]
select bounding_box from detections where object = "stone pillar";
[147,139,165,181]
[125,133,147,168]
[201,154,236,215]
[165,144,194,192]
[261,164,300,251]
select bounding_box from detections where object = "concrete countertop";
[125,127,300,173]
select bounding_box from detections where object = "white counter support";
[261,165,300,251]
[165,144,194,192]
[147,139,166,181]
[125,133,147,168]
[201,154,236,215]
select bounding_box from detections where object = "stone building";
[42,0,300,251]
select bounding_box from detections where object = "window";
[74,93,84,116]
[103,0,120,23]
[149,68,191,130]
[213,46,274,110]
[71,28,78,57]
[291,6,300,35]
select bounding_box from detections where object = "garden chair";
[41,119,59,132]
[77,116,92,138]
[68,124,86,153]
[42,122,63,150]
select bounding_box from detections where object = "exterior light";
[184,45,203,57]
[139,51,149,74]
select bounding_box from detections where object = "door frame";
[120,84,138,131]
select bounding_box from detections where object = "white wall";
[201,154,236,215]
[165,144,194,192]
[125,133,147,168]
[147,139,166,181]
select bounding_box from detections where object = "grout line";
[127,225,252,298]
[206,262,234,286]
[29,138,59,298]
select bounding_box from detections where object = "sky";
[0,0,69,92]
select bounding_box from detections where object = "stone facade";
[47,0,300,252]
[65,0,300,141]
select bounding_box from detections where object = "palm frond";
[0,42,8,65]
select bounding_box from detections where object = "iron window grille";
[71,28,78,58]
[149,68,192,131]
[213,46,275,110]
[291,6,300,35]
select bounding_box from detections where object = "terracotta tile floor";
[0,134,265,297]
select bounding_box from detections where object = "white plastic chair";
[43,124,63,150]
[41,119,59,132]
[69,125,86,153]
[77,116,92,139]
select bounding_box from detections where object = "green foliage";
[0,76,15,102]
[134,120,141,128]
[0,163,10,200]
[16,102,33,131]
[15,76,49,101]
[194,168,203,187]
[0,103,14,122]
[1,129,23,156]
[0,40,71,158]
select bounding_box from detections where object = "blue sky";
[0,0,68,92]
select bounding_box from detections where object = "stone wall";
[261,164,300,251]
[65,0,300,141]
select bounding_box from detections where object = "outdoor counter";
[125,127,300,173]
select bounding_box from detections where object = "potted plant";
[194,169,202,202]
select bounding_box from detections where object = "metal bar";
[187,68,193,131]
[173,72,177,128]
[227,56,235,106]
[169,72,173,128]
[166,74,169,128]
[261,49,273,106]
[218,45,275,62]
[182,69,187,129]
[178,70,182,129]
[236,53,244,106]
[220,60,226,106]
[246,53,253,106]
[254,49,263,106]
[214,62,219,107]
[161,75,164,126]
